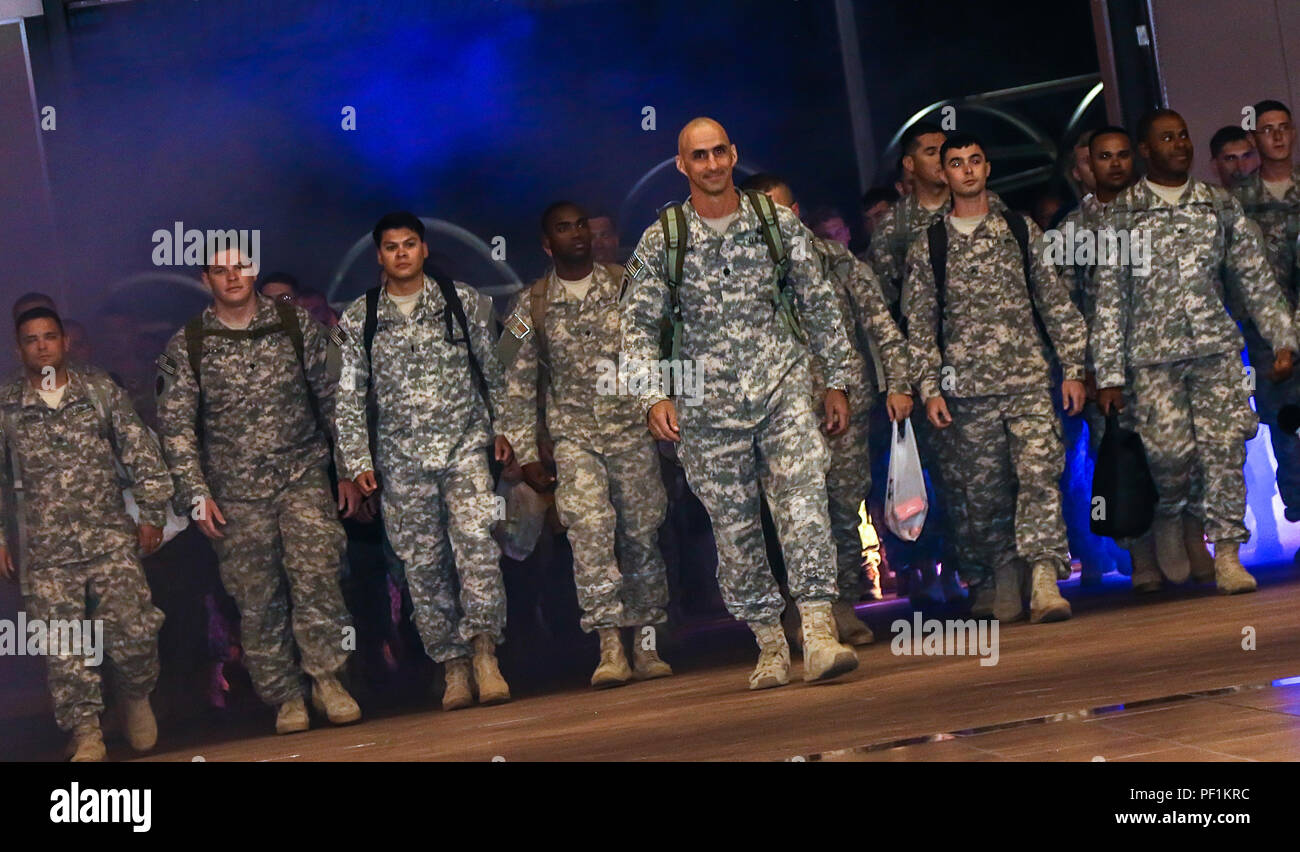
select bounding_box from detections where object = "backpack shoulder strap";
[925,219,948,350]
[184,316,205,387]
[744,189,790,274]
[274,300,306,368]
[659,203,688,290]
[363,286,381,365]
[529,275,549,342]
[1000,209,1032,286]
[434,275,494,423]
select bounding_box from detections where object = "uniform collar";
[18,367,88,410]
[381,276,439,319]
[682,190,758,242]
[202,293,279,330]
[544,263,615,307]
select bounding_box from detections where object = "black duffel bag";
[1091,413,1159,539]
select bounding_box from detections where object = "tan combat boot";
[122,695,157,752]
[1129,533,1163,594]
[311,674,362,725]
[591,627,632,688]
[629,627,673,680]
[747,622,791,690]
[471,634,511,705]
[780,601,803,653]
[1152,516,1190,583]
[1028,561,1072,623]
[1184,515,1216,583]
[70,722,107,762]
[831,600,874,646]
[442,657,474,711]
[1213,541,1257,595]
[798,601,860,683]
[275,696,309,735]
[992,561,1024,622]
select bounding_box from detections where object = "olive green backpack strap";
[658,203,687,361]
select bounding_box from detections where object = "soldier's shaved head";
[676,117,739,203]
[677,117,730,156]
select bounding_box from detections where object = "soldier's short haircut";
[540,201,584,235]
[1136,108,1183,144]
[372,212,426,247]
[862,185,900,208]
[902,121,945,156]
[805,205,846,230]
[1209,125,1249,158]
[1253,99,1291,120]
[939,132,985,161]
[260,271,299,294]
[1090,125,1132,153]
[738,172,790,197]
[11,291,55,321]
[15,306,63,336]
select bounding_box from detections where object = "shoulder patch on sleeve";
[329,326,346,347]
[156,353,177,376]
[626,250,648,281]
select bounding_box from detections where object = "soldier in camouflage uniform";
[904,132,1088,624]
[1234,100,1300,522]
[1095,109,1298,595]
[500,201,673,688]
[867,122,969,607]
[740,173,914,646]
[1,308,170,761]
[621,117,860,690]
[335,212,513,711]
[156,246,362,734]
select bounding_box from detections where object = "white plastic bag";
[884,419,928,541]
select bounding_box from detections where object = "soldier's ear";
[675,154,687,177]
[541,234,554,259]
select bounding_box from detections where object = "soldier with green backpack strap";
[155,245,363,736]
[620,117,861,691]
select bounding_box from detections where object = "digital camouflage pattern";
[335,277,507,660]
[621,192,851,625]
[808,235,911,599]
[0,369,168,733]
[1127,353,1256,544]
[1055,193,1107,372]
[155,296,338,506]
[1,368,172,565]
[867,193,952,309]
[503,262,669,632]
[25,546,164,732]
[156,295,352,704]
[936,390,1072,578]
[1232,167,1300,513]
[1092,178,1297,389]
[902,198,1088,401]
[1093,179,1298,542]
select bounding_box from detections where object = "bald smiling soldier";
[620,117,862,689]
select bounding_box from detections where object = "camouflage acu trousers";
[825,402,872,602]
[553,436,669,632]
[1128,352,1257,544]
[24,545,164,732]
[678,382,838,625]
[211,465,351,706]
[380,447,507,662]
[937,390,1071,578]
[1245,329,1300,514]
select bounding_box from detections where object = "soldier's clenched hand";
[521,461,555,492]
[1271,348,1295,383]
[823,389,849,436]
[885,392,913,423]
[1061,379,1086,416]
[1097,387,1125,415]
[647,399,681,442]
[354,471,379,497]
[494,436,515,467]
[138,524,163,555]
[337,479,363,519]
[925,396,953,429]
[0,546,14,581]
